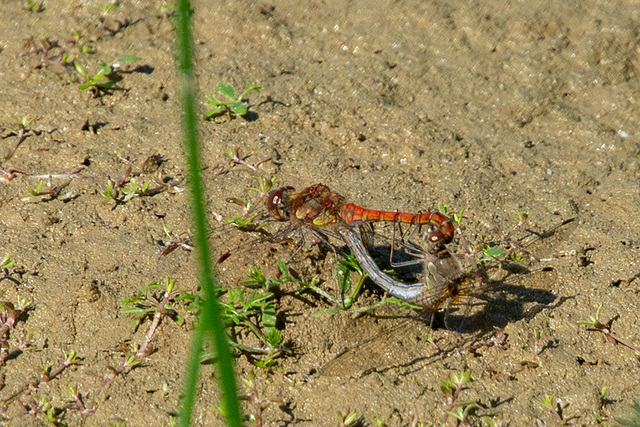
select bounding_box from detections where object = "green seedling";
[438,202,464,227]
[217,288,284,368]
[440,370,477,426]
[205,262,315,367]
[95,1,116,14]
[447,404,476,425]
[101,179,115,204]
[441,370,471,399]
[578,304,640,352]
[71,29,96,54]
[593,386,611,424]
[337,408,359,427]
[120,278,184,330]
[4,350,82,422]
[72,55,141,96]
[64,386,97,418]
[223,175,276,229]
[1,254,15,270]
[335,251,366,309]
[25,0,44,12]
[205,80,262,119]
[119,278,189,358]
[236,371,282,426]
[477,244,504,264]
[3,115,37,161]
[536,395,579,425]
[246,175,277,197]
[161,223,194,255]
[102,171,181,205]
[513,209,531,225]
[6,115,37,133]
[120,177,153,202]
[22,179,73,202]
[482,415,505,426]
[224,207,259,229]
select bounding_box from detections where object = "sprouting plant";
[513,209,531,226]
[536,395,579,425]
[3,115,37,161]
[1,253,15,270]
[578,304,640,352]
[22,179,74,202]
[224,207,259,229]
[71,29,96,55]
[440,370,476,426]
[205,80,262,119]
[235,371,282,426]
[438,202,464,227]
[72,55,141,96]
[160,223,194,255]
[371,414,391,426]
[222,175,276,229]
[101,178,115,204]
[63,386,97,418]
[334,251,367,309]
[0,254,22,286]
[592,386,611,423]
[102,167,182,205]
[218,286,283,367]
[95,1,116,14]
[119,278,187,357]
[224,147,272,171]
[477,244,504,264]
[7,115,37,133]
[25,0,44,12]
[337,408,359,427]
[247,175,277,197]
[120,177,152,202]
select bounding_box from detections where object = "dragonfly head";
[427,228,447,244]
[267,186,295,221]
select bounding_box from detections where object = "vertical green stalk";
[174,0,242,426]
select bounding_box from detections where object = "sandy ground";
[0,0,639,425]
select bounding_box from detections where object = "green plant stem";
[174,1,241,426]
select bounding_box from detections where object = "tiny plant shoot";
[72,55,141,96]
[205,80,262,119]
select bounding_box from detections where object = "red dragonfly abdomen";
[339,203,455,244]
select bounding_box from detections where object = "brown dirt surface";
[1,0,639,425]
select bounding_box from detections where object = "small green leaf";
[217,81,236,100]
[205,106,226,119]
[262,303,277,331]
[230,101,247,116]
[73,61,87,76]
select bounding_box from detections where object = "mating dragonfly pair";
[264,184,577,374]
[218,183,574,315]
[196,182,576,375]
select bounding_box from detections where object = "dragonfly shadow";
[320,261,564,378]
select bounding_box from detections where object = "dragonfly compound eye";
[267,186,295,221]
[427,229,446,244]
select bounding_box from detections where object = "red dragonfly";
[320,214,578,376]
[212,183,455,265]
